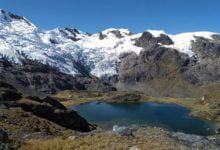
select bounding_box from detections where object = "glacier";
[0,9,218,77]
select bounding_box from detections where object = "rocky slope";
[19,127,220,150]
[113,33,220,97]
[0,81,92,132]
[0,58,116,96]
[0,9,220,97]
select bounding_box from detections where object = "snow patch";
[147,30,166,37]
[165,32,215,56]
[0,9,219,78]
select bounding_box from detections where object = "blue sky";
[1,0,219,34]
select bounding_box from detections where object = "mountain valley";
[0,9,220,150]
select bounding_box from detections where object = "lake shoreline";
[54,90,220,126]
[71,101,216,136]
[1,90,220,149]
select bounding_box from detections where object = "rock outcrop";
[0,8,219,98]
[20,102,91,132]
[0,59,116,96]
[0,129,10,150]
[0,129,8,143]
[135,31,173,48]
[112,32,220,98]
[0,81,92,132]
[113,125,133,136]
[0,81,22,101]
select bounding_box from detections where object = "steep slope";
[0,10,141,77]
[0,58,116,96]
[0,10,89,76]
[115,32,220,97]
[0,9,218,78]
[0,9,220,97]
[0,81,92,132]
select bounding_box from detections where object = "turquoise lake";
[72,102,215,136]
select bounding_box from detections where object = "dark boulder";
[0,90,22,102]
[0,129,8,142]
[20,94,91,132]
[0,129,10,150]
[0,81,22,101]
[113,125,133,136]
[20,103,91,132]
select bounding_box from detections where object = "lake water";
[72,102,215,135]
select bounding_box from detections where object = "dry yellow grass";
[20,129,189,150]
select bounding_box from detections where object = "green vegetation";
[54,89,220,123]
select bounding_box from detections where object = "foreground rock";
[20,102,91,132]
[19,126,220,150]
[19,95,92,132]
[0,81,22,101]
[172,132,220,149]
[0,141,10,150]
[113,125,133,136]
[0,81,92,132]
[0,129,10,150]
[0,129,8,143]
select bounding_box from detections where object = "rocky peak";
[60,27,88,41]
[65,27,80,35]
[99,28,132,39]
[134,31,157,48]
[0,8,220,82]
[0,9,36,32]
[0,9,32,26]
[0,9,8,21]
[99,32,107,40]
[135,31,174,49]
[157,34,174,45]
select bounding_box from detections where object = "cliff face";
[114,33,220,97]
[0,59,116,96]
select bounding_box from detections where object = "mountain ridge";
[0,9,219,78]
[0,9,220,98]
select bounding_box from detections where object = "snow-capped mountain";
[0,9,219,78]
